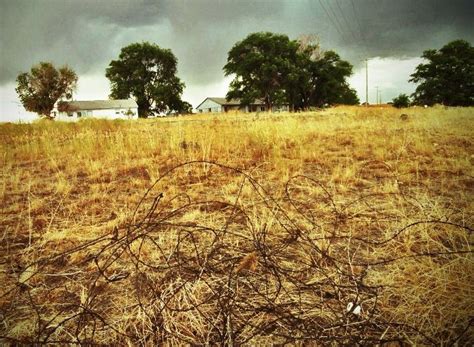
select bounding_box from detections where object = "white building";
[195,97,289,113]
[52,99,139,120]
[196,97,270,113]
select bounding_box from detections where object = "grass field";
[1,106,473,344]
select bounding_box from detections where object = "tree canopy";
[15,62,77,118]
[410,40,474,106]
[224,32,358,111]
[305,50,358,108]
[224,32,299,110]
[106,42,189,117]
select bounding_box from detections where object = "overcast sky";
[1,0,473,121]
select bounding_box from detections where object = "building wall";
[195,97,290,114]
[90,108,138,119]
[196,99,223,113]
[273,105,290,112]
[223,105,242,112]
[196,100,255,113]
[55,107,138,121]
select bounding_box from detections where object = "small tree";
[16,62,77,118]
[392,94,410,108]
[177,101,193,114]
[125,108,135,118]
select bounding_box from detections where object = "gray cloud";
[1,0,473,88]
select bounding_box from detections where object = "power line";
[317,0,372,106]
[375,86,383,104]
[366,59,368,106]
[318,0,366,65]
[318,0,347,44]
[329,0,371,107]
[349,0,370,58]
[331,0,368,70]
[326,1,351,43]
[335,0,360,44]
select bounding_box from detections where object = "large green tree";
[305,50,358,108]
[15,62,77,118]
[224,32,358,111]
[224,32,300,110]
[284,44,358,110]
[106,42,188,117]
[410,40,474,106]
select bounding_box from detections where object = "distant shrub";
[392,94,410,108]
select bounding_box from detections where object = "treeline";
[15,33,474,118]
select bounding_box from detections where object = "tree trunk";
[265,94,272,113]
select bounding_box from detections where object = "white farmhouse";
[195,97,252,113]
[195,97,289,113]
[52,99,138,120]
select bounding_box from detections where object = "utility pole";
[365,59,368,106]
[375,86,379,105]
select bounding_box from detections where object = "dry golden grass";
[1,105,473,344]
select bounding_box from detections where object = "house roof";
[59,99,138,111]
[196,97,265,109]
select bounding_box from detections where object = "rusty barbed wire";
[1,160,473,345]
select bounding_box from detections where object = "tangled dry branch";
[1,160,473,345]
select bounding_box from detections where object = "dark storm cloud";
[338,0,474,61]
[1,0,473,86]
[0,0,165,84]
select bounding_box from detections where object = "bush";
[392,94,410,108]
